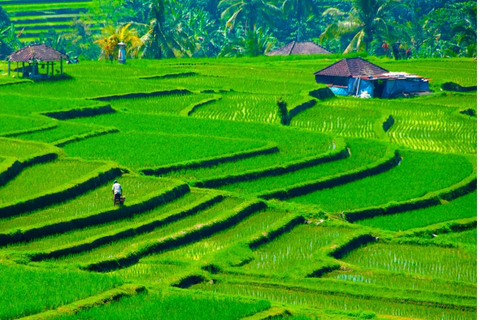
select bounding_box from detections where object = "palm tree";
[282,0,319,41]
[219,0,281,33]
[320,0,392,53]
[219,27,275,57]
[94,23,144,61]
[144,0,191,59]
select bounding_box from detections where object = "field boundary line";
[90,89,191,101]
[180,95,221,116]
[240,307,290,320]
[193,140,349,189]
[215,277,476,311]
[140,142,279,175]
[139,72,198,80]
[287,98,317,121]
[17,284,146,320]
[82,199,267,272]
[0,161,122,219]
[0,138,60,187]
[54,127,120,147]
[258,146,400,201]
[41,104,115,120]
[0,123,57,138]
[398,217,477,239]
[0,181,190,247]
[29,192,222,261]
[344,171,477,222]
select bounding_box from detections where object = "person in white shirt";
[112,180,122,206]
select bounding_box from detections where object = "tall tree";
[219,0,281,33]
[95,23,143,61]
[282,0,319,41]
[320,0,392,53]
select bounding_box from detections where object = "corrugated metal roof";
[314,57,388,77]
[9,44,68,62]
[267,41,331,56]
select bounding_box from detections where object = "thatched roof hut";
[266,41,331,56]
[8,44,68,78]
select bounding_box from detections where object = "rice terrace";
[0,0,477,319]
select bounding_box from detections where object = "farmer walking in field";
[112,180,122,206]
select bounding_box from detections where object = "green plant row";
[344,170,477,223]
[240,306,290,320]
[140,142,279,175]
[83,199,267,272]
[91,89,191,102]
[42,104,115,120]
[398,217,477,239]
[0,145,59,187]
[54,127,120,147]
[259,146,399,200]
[249,215,306,250]
[29,192,221,261]
[0,123,57,139]
[193,139,348,189]
[287,99,317,120]
[0,161,121,219]
[18,284,145,320]
[139,72,198,80]
[0,180,189,247]
[180,95,221,116]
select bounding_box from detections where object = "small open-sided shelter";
[314,57,430,98]
[8,44,68,79]
[267,41,331,56]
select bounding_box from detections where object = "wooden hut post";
[46,61,49,77]
[22,62,25,77]
[7,61,10,76]
[60,58,63,75]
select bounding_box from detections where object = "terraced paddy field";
[0,56,476,320]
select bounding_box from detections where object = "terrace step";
[27,193,223,261]
[0,179,190,246]
[240,307,290,320]
[17,284,145,320]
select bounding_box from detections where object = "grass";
[156,207,287,262]
[342,242,476,283]
[289,150,473,212]
[0,261,122,320]
[58,288,270,320]
[0,158,105,206]
[324,267,477,297]
[62,131,267,170]
[218,138,387,196]
[242,225,356,275]
[433,228,477,246]
[358,191,477,231]
[52,197,244,265]
[3,190,206,253]
[0,114,49,135]
[0,137,53,158]
[0,175,176,234]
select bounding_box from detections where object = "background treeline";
[0,0,476,60]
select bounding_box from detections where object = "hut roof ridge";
[9,44,68,62]
[314,57,388,77]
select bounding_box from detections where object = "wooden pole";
[46,61,49,77]
[22,62,25,77]
[7,61,10,76]
[60,58,63,75]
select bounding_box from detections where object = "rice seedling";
[290,103,381,139]
[433,228,477,246]
[218,138,387,196]
[0,114,49,136]
[289,150,473,212]
[58,288,270,320]
[14,121,108,144]
[52,197,244,265]
[62,131,266,169]
[342,243,476,283]
[0,138,53,158]
[242,225,355,275]
[109,93,217,115]
[3,190,206,253]
[358,191,477,231]
[323,267,477,297]
[0,262,122,320]
[0,158,106,206]
[156,207,287,262]
[192,281,475,320]
[110,260,189,283]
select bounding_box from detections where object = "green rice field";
[0,56,475,319]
